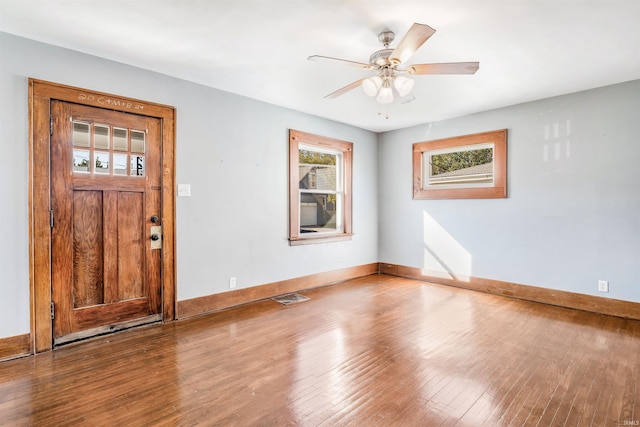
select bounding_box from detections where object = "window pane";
[426,146,494,187]
[94,152,110,174]
[299,164,337,191]
[299,192,341,233]
[73,149,90,173]
[131,155,145,176]
[131,130,145,153]
[72,122,90,147]
[299,149,337,191]
[113,128,128,151]
[94,124,110,149]
[113,153,127,175]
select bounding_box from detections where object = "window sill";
[289,233,353,246]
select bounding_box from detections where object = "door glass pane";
[71,122,147,178]
[73,150,90,173]
[131,155,145,176]
[94,152,110,174]
[73,122,90,147]
[113,153,127,175]
[94,124,110,149]
[113,128,128,151]
[131,130,145,153]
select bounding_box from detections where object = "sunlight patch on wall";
[542,120,571,162]
[423,211,471,281]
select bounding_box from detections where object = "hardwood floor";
[1,274,638,426]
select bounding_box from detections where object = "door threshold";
[54,314,162,347]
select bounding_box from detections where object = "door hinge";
[50,116,53,136]
[50,210,54,228]
[50,301,55,320]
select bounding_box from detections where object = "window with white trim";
[413,129,507,200]
[425,143,494,188]
[289,130,353,245]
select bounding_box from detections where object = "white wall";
[0,32,379,338]
[2,31,638,341]
[378,80,640,302]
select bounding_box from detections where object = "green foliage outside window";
[299,150,336,165]
[431,148,492,176]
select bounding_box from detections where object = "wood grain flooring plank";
[1,274,638,426]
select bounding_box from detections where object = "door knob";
[150,225,162,250]
[150,215,159,223]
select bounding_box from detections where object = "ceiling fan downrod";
[370,30,396,67]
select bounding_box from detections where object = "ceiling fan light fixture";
[393,75,414,97]
[376,79,394,104]
[362,76,382,97]
[309,22,478,111]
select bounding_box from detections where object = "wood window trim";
[289,129,353,245]
[413,129,508,200]
[28,79,177,353]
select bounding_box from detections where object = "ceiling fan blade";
[325,78,367,99]
[389,23,436,65]
[408,62,480,75]
[308,55,373,70]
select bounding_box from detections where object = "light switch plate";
[177,184,191,197]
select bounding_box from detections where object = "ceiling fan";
[308,23,479,105]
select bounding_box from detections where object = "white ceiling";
[1,0,639,132]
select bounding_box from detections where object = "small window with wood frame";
[289,129,353,245]
[413,129,507,200]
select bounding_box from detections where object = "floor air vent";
[272,293,310,305]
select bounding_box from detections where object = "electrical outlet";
[229,277,237,289]
[598,280,609,293]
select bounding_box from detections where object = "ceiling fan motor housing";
[378,30,395,46]
[370,29,396,66]
[370,49,394,67]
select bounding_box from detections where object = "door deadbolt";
[150,226,162,250]
[150,215,159,223]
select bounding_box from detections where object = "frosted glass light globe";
[376,85,394,104]
[362,76,382,97]
[393,76,414,97]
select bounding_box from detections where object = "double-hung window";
[289,130,353,245]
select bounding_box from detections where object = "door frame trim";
[29,79,177,353]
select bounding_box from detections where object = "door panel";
[72,190,104,307]
[51,100,162,344]
[117,191,144,300]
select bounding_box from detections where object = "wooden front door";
[50,100,163,345]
